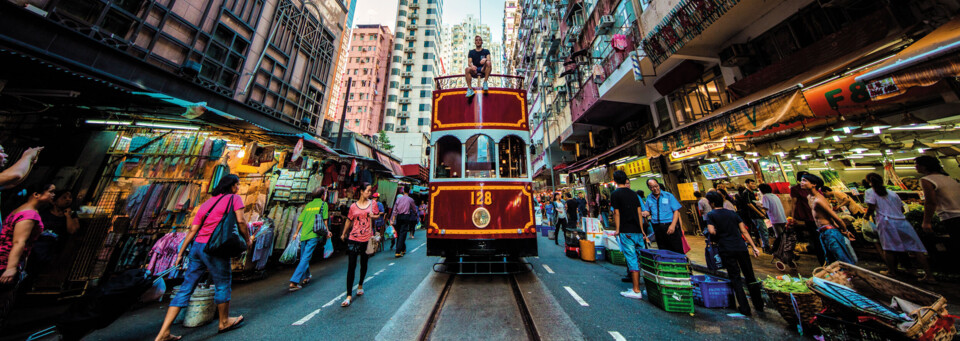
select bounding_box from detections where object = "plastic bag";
[861,220,879,243]
[323,236,334,258]
[279,236,300,264]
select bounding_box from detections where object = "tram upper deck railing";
[434,74,525,91]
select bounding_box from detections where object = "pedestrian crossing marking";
[564,286,589,306]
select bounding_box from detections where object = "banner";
[677,182,700,201]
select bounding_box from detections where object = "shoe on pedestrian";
[482,80,489,91]
[401,251,406,256]
[395,253,401,258]
[466,88,475,97]
[341,297,352,307]
[288,283,302,292]
[357,288,364,296]
[217,316,245,334]
[620,289,643,299]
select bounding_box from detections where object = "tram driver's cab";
[430,134,529,182]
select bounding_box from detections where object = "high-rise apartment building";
[502,0,521,74]
[382,0,444,166]
[337,25,395,136]
[439,15,502,86]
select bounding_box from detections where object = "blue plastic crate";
[638,249,688,264]
[595,246,606,262]
[691,275,734,308]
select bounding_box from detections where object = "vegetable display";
[762,275,812,294]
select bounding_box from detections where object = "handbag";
[704,243,724,271]
[312,204,328,235]
[203,195,247,258]
[366,233,381,255]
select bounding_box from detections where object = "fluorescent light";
[895,166,915,170]
[934,140,960,144]
[809,167,830,170]
[844,167,877,171]
[87,119,132,125]
[889,125,942,131]
[859,152,883,156]
[135,122,200,130]
[845,155,865,159]
[226,144,243,148]
[850,147,868,153]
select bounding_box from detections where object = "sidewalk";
[681,234,960,311]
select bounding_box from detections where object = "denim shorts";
[618,233,646,272]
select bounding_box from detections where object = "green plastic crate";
[608,250,626,266]
[642,270,692,287]
[644,278,695,314]
[640,256,691,278]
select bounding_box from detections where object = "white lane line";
[321,292,346,308]
[365,277,374,281]
[409,242,426,253]
[389,262,396,266]
[375,269,385,275]
[292,309,321,325]
[542,264,555,274]
[609,331,627,341]
[564,286,589,307]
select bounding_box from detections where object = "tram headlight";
[471,207,491,228]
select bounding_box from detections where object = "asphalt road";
[26,234,808,340]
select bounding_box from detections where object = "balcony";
[401,72,413,78]
[407,12,418,20]
[570,78,600,123]
[409,2,419,9]
[403,59,415,65]
[409,24,419,30]
[396,126,410,132]
[397,112,411,118]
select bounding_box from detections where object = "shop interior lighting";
[86,119,132,125]
[135,122,200,130]
[934,140,960,144]
[895,166,916,170]
[860,115,891,134]
[891,113,936,130]
[799,132,822,143]
[226,143,243,148]
[826,133,847,142]
[889,124,942,131]
[911,139,926,153]
[849,147,869,153]
[808,167,830,170]
[844,167,878,171]
[834,116,859,134]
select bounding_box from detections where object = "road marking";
[564,286,589,306]
[609,331,627,341]
[389,262,396,266]
[321,292,346,308]
[542,264,555,274]
[292,309,321,326]
[409,242,426,253]
[365,277,374,281]
[375,269,385,275]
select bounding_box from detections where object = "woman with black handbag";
[155,174,252,341]
[340,183,380,307]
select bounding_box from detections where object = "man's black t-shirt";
[737,188,763,219]
[468,49,490,68]
[610,188,643,234]
[565,198,579,222]
[706,209,748,252]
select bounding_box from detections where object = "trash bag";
[279,236,300,264]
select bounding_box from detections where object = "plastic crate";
[642,270,692,287]
[691,275,734,308]
[540,226,551,237]
[595,246,606,262]
[640,256,691,278]
[608,249,626,266]
[638,249,688,264]
[644,278,695,314]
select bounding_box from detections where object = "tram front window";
[498,136,527,178]
[434,136,462,178]
[465,135,496,178]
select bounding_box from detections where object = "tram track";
[418,263,541,341]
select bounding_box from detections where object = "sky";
[351,0,506,43]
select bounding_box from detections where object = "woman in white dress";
[863,173,933,282]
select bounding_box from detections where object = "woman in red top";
[155,174,252,341]
[0,183,54,325]
[340,183,380,307]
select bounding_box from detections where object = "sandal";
[341,297,352,307]
[302,275,312,285]
[157,335,182,341]
[218,316,245,334]
[357,288,364,296]
[289,284,302,292]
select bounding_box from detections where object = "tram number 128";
[470,191,492,206]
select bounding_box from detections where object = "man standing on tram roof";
[464,35,491,97]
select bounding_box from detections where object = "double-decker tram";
[426,75,537,273]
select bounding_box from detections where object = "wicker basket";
[764,287,824,327]
[808,262,956,340]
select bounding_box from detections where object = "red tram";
[425,75,538,261]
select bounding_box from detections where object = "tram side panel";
[426,181,538,257]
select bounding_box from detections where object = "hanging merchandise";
[612,34,629,51]
[292,138,304,162]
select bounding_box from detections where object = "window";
[402,91,409,98]
[388,95,397,102]
[391,68,400,76]
[404,77,411,85]
[370,35,377,41]
[399,118,407,125]
[386,109,396,116]
[385,123,394,131]
[395,43,402,50]
[423,41,434,47]
[401,104,409,111]
[389,81,399,89]
[499,136,528,178]
[347,106,352,112]
[363,69,368,75]
[426,8,436,14]
[418,118,428,125]
[419,103,431,111]
[349,93,355,100]
[423,53,434,59]
[396,32,404,39]
[655,98,673,134]
[405,65,412,72]
[421,65,433,71]
[420,90,429,98]
[200,24,248,88]
[397,21,405,28]
[426,19,436,25]
[669,67,728,123]
[465,135,496,178]
[408,41,414,48]
[398,10,406,16]
[393,56,401,63]
[421,77,431,84]
[425,29,434,36]
[434,136,462,178]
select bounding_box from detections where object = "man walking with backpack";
[390,186,417,258]
[288,189,330,291]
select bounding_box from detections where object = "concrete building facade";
[325,0,359,124]
[439,15,503,87]
[337,25,394,136]
[502,0,521,74]
[382,0,444,166]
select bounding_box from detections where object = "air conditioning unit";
[399,98,412,104]
[403,59,415,65]
[401,72,413,77]
[408,2,419,8]
[400,84,412,90]
[596,15,615,35]
[398,112,411,118]
[408,24,419,30]
[397,126,409,132]
[719,43,755,67]
[404,47,416,53]
[405,36,417,41]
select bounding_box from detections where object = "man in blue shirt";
[643,179,684,254]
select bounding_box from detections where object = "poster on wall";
[699,163,727,180]
[677,182,700,201]
[720,159,753,177]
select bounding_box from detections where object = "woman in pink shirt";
[340,183,381,307]
[1,183,54,325]
[155,174,252,341]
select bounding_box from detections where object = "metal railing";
[434,74,525,91]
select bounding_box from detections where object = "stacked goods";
[762,275,823,329]
[809,262,957,341]
[640,249,694,314]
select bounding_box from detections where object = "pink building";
[339,25,394,136]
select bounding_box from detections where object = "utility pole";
[336,77,352,150]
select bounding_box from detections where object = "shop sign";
[560,174,569,184]
[719,158,753,177]
[802,71,914,117]
[668,140,726,162]
[677,182,700,201]
[617,157,651,176]
[865,77,901,99]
